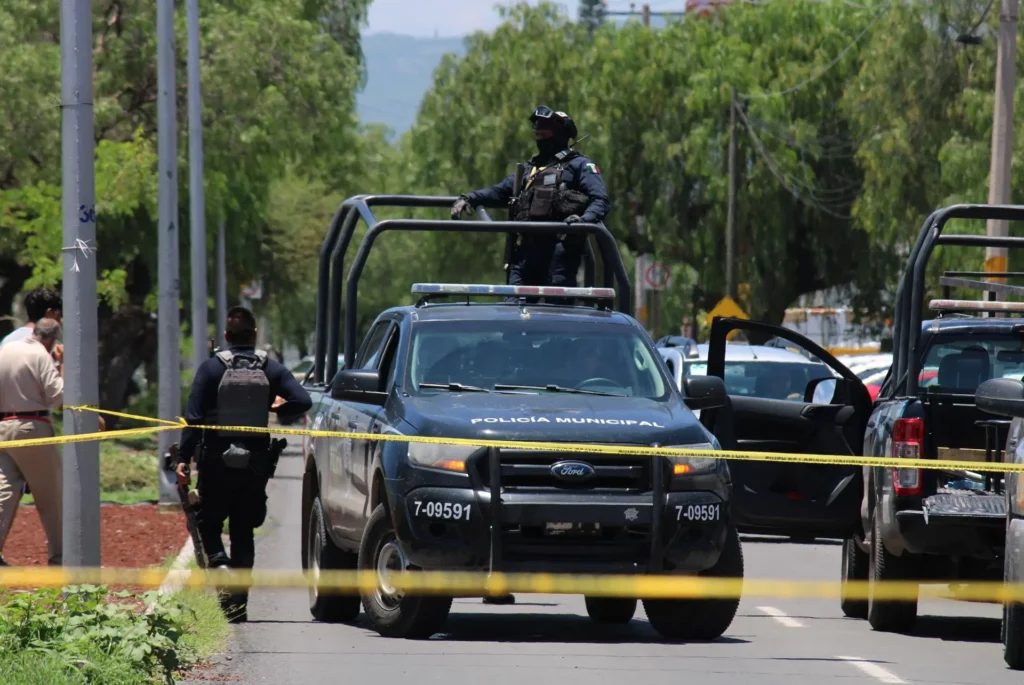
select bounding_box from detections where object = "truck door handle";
[347,421,358,429]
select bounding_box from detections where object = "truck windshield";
[406,320,669,399]
[921,335,1024,393]
[685,361,833,401]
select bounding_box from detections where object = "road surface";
[181,441,1012,684]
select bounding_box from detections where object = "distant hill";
[356,32,468,138]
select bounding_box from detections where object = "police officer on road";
[451,106,611,288]
[175,306,312,622]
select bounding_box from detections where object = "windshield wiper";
[493,383,623,397]
[419,382,492,393]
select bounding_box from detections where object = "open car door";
[702,317,873,541]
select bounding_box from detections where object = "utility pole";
[216,219,227,348]
[157,0,181,505]
[985,0,1018,296]
[60,0,101,568]
[187,0,208,368]
[606,3,684,26]
[726,88,738,301]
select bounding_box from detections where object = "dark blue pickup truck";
[298,195,741,641]
[697,205,1024,654]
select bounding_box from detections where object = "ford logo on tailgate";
[550,460,596,482]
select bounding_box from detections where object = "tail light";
[892,417,924,496]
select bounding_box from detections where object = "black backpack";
[213,349,270,438]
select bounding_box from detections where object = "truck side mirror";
[682,375,727,411]
[331,369,387,407]
[976,378,1024,417]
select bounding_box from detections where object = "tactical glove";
[564,214,583,224]
[451,195,473,220]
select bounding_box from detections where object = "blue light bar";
[411,283,616,300]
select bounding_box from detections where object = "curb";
[146,537,195,613]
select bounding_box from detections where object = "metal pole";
[985,0,1018,299]
[187,0,208,368]
[726,88,738,301]
[157,0,181,505]
[642,3,651,27]
[60,0,101,568]
[215,218,227,348]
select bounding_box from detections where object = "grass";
[0,585,230,684]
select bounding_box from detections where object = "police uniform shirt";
[177,346,312,465]
[466,151,611,223]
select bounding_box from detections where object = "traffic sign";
[642,261,671,291]
[241,280,263,300]
[705,296,748,325]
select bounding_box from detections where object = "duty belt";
[0,410,51,423]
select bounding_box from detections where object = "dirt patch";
[4,503,187,568]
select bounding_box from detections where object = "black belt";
[0,410,49,419]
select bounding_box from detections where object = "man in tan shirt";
[0,318,65,566]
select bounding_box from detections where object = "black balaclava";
[535,123,570,160]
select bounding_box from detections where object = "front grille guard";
[466,447,669,574]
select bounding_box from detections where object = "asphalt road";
[181,442,1013,685]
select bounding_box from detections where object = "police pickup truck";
[299,195,739,640]
[691,205,1024,650]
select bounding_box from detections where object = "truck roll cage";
[312,194,632,385]
[889,204,1024,397]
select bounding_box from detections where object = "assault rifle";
[170,443,208,568]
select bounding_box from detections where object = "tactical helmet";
[530,105,578,140]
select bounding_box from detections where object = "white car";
[659,343,839,406]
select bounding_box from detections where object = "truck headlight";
[407,442,479,473]
[666,442,720,475]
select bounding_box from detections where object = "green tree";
[399,1,882,336]
[0,0,367,414]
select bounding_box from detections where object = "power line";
[738,3,892,101]
[735,103,856,220]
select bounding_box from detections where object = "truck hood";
[398,391,712,445]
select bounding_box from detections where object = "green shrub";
[0,584,217,683]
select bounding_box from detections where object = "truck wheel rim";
[375,538,406,609]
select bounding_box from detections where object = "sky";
[365,0,549,37]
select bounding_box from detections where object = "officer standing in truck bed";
[451,106,611,288]
[176,306,311,622]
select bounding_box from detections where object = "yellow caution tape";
[0,424,177,450]
[33,405,1024,475]
[64,405,185,427]
[0,567,1021,603]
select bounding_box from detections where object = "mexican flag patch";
[586,163,601,174]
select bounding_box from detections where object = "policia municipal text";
[176,307,311,621]
[452,106,611,288]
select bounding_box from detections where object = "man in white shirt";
[0,318,66,566]
[1,287,63,349]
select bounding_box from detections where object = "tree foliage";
[0,0,366,412]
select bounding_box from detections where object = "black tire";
[840,537,869,619]
[584,596,637,624]
[1004,523,1024,670]
[642,525,743,642]
[867,513,917,633]
[307,497,360,623]
[359,503,452,638]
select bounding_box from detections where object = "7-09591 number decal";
[413,500,471,521]
[675,503,720,522]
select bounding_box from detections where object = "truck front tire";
[840,537,869,619]
[359,503,452,639]
[1004,521,1024,670]
[584,596,637,624]
[867,514,918,633]
[308,497,360,623]
[642,525,743,642]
